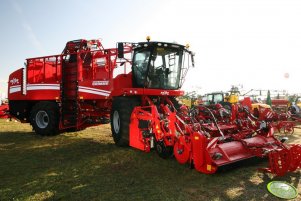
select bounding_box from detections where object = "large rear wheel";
[110,97,139,146]
[30,101,59,136]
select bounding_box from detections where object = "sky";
[1,0,301,99]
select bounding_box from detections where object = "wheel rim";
[35,110,49,129]
[113,111,120,133]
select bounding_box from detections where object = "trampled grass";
[0,119,300,201]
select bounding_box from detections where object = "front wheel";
[110,97,139,146]
[30,101,59,136]
[155,140,173,159]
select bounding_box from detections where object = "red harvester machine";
[8,38,301,176]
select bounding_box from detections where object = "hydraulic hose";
[242,106,258,121]
[200,106,225,140]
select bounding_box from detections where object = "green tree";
[266,90,272,106]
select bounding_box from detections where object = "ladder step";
[63,65,77,69]
[63,80,77,82]
[62,88,78,91]
[61,62,79,128]
[61,96,78,99]
[64,71,77,74]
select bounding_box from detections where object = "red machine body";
[129,97,301,176]
[8,39,186,132]
[7,38,301,176]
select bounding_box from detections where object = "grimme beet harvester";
[8,38,301,176]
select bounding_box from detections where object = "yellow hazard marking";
[207,164,212,171]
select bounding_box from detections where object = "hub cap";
[35,111,49,129]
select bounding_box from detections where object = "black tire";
[30,101,59,136]
[155,140,173,159]
[110,97,139,146]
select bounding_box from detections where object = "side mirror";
[117,43,124,58]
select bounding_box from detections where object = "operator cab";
[204,92,224,105]
[118,40,194,90]
[132,42,193,90]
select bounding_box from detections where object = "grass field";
[0,119,300,201]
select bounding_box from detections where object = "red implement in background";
[0,104,10,119]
